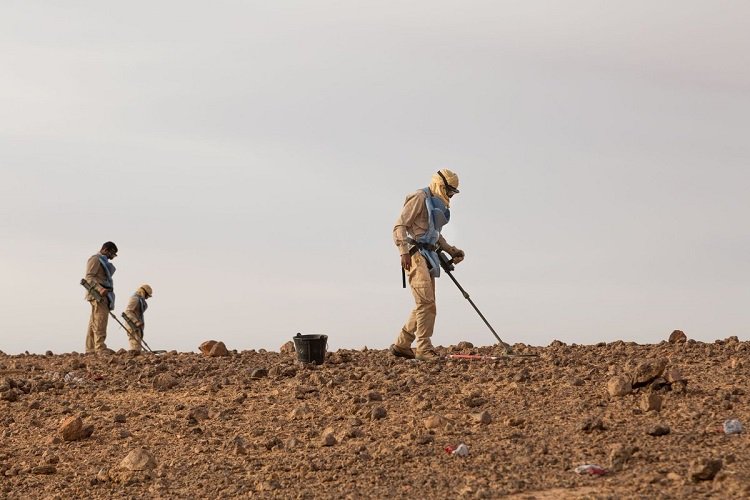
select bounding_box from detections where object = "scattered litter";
[444,443,470,457]
[723,419,743,435]
[574,464,608,476]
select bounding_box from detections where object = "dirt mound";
[0,339,748,498]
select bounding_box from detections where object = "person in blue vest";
[391,170,465,362]
[83,241,118,354]
[123,284,152,354]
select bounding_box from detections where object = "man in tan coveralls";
[84,241,118,354]
[391,170,465,362]
[123,284,152,353]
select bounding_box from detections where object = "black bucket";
[293,333,328,365]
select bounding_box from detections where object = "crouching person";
[123,284,152,353]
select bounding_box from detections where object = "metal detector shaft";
[441,265,512,353]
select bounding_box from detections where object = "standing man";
[123,284,152,354]
[84,241,118,354]
[391,170,465,362]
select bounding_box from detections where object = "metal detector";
[437,252,538,358]
[79,279,165,354]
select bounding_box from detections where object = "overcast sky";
[1,1,748,354]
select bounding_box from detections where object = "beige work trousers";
[86,299,109,352]
[395,252,437,354]
[129,328,143,352]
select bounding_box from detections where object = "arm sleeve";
[124,296,143,327]
[84,256,106,294]
[393,194,424,256]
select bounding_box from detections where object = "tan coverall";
[123,294,146,352]
[393,189,456,354]
[84,254,111,352]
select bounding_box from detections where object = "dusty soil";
[1,337,748,499]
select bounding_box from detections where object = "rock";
[455,341,474,350]
[367,391,383,402]
[279,341,295,354]
[59,416,92,442]
[250,368,267,379]
[199,340,229,357]
[415,434,434,445]
[1,389,18,402]
[631,359,667,387]
[228,436,247,455]
[664,367,685,384]
[607,375,632,397]
[264,436,283,450]
[609,443,636,472]
[321,429,337,447]
[152,373,178,391]
[473,411,492,425]
[647,424,671,436]
[669,330,687,343]
[504,417,525,427]
[689,458,722,482]
[640,393,663,413]
[32,465,56,475]
[424,415,449,429]
[579,417,606,433]
[113,414,127,424]
[120,448,157,471]
[371,406,387,420]
[188,406,211,423]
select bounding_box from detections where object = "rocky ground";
[0,335,748,499]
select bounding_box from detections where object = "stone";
[473,411,492,425]
[59,416,90,442]
[424,415,448,429]
[250,368,267,379]
[669,330,687,343]
[505,417,525,427]
[152,373,178,391]
[199,340,229,357]
[120,448,157,472]
[664,367,685,384]
[647,424,670,436]
[455,341,474,350]
[188,406,211,423]
[31,465,56,475]
[607,375,632,397]
[689,458,722,482]
[113,414,127,424]
[279,341,295,354]
[227,436,247,455]
[640,393,663,413]
[631,359,667,387]
[579,417,606,433]
[321,429,337,447]
[367,391,383,402]
[371,406,387,420]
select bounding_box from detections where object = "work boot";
[390,344,415,359]
[96,347,115,356]
[415,349,441,362]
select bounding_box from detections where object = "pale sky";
[1,1,748,354]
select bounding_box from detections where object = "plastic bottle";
[574,464,607,476]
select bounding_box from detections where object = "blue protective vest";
[415,187,450,278]
[132,294,148,327]
[98,255,116,310]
